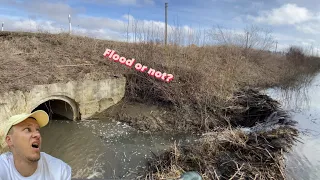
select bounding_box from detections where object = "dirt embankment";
[1,31,319,179]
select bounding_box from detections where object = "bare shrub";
[0,28,317,179]
[286,46,306,66]
[206,25,275,51]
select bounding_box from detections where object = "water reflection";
[265,74,320,179]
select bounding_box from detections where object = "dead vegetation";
[144,126,298,180]
[0,30,319,179]
[136,88,300,180]
[0,31,319,95]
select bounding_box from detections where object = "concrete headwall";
[0,76,126,125]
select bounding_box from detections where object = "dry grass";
[144,127,298,180]
[0,30,317,131]
[0,31,318,179]
[142,89,299,180]
[0,31,318,96]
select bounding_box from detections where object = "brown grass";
[144,127,298,180]
[0,31,319,179]
[142,89,299,180]
[0,31,317,95]
[0,30,317,131]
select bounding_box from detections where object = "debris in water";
[142,89,299,180]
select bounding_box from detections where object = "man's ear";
[5,135,13,148]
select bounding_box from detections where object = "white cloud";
[122,14,135,21]
[0,0,172,42]
[0,0,85,24]
[272,32,319,53]
[26,1,83,22]
[250,3,313,25]
[6,0,319,49]
[0,16,63,33]
[0,9,197,44]
[73,28,127,41]
[248,3,320,36]
[0,15,127,41]
[72,15,126,33]
[296,23,320,34]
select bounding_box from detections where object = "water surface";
[40,74,320,179]
[41,119,195,179]
[266,74,320,180]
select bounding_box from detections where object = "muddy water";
[39,74,320,179]
[40,119,196,179]
[266,74,320,180]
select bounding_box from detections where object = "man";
[0,110,72,180]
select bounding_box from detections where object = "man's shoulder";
[0,151,12,165]
[40,152,69,167]
[40,152,71,179]
[0,152,11,178]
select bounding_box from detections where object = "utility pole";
[165,2,168,46]
[68,14,72,34]
[275,41,278,53]
[1,22,3,31]
[245,32,249,49]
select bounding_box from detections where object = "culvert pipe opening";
[32,99,74,120]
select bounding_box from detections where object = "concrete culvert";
[31,96,80,121]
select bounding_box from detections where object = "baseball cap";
[0,110,49,148]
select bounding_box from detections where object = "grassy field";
[0,31,319,179]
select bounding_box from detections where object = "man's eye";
[24,128,31,132]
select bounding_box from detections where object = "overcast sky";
[0,0,319,53]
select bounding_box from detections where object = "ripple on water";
[40,119,196,179]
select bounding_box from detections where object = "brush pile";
[143,89,299,180]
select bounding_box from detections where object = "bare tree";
[206,24,276,51]
[244,25,274,51]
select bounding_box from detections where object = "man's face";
[6,118,42,162]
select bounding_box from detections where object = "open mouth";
[32,143,39,149]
